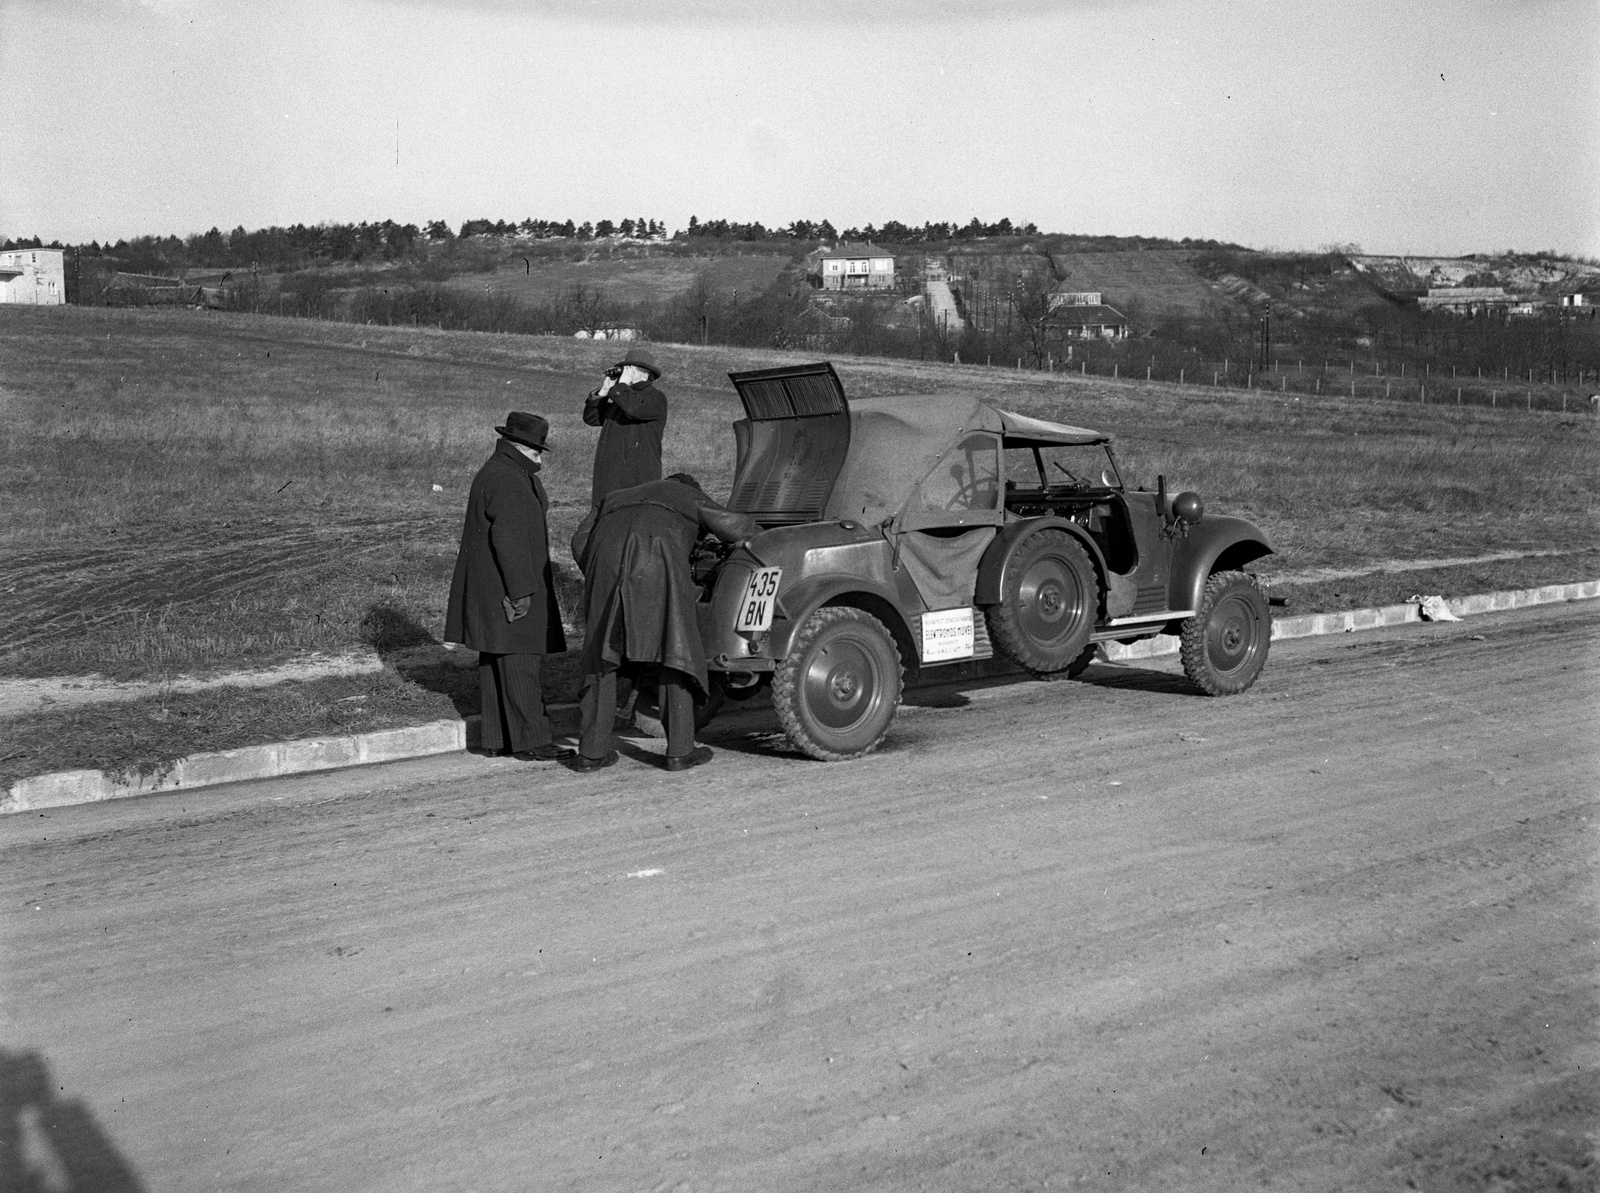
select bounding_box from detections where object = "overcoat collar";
[495,437,545,480]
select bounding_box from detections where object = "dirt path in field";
[0,650,393,719]
[2,603,1596,1193]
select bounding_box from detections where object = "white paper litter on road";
[627,869,664,878]
[1411,594,1462,622]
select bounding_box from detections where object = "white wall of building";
[0,248,66,305]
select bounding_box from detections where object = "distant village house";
[0,248,65,305]
[1417,287,1524,316]
[1047,289,1130,339]
[808,243,896,291]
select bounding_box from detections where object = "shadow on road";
[0,1048,146,1193]
[697,660,1201,760]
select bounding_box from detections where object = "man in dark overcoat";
[569,474,757,773]
[445,412,574,762]
[582,347,668,509]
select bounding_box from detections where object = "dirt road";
[4,604,1596,1192]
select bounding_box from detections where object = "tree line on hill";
[1,213,1056,278]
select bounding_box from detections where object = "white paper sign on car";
[921,607,976,662]
[734,567,782,633]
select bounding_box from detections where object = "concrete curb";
[4,579,1597,815]
[1101,578,1600,662]
[1,719,473,816]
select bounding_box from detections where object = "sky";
[2,0,1596,257]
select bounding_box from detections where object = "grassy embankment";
[2,304,1595,784]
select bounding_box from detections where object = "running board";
[1090,611,1193,643]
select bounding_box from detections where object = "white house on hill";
[808,243,896,291]
[0,248,65,305]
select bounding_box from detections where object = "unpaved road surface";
[4,604,1596,1192]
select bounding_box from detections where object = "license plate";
[734,567,782,633]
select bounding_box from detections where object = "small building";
[0,248,66,305]
[573,326,640,341]
[1417,286,1520,315]
[1049,302,1130,340]
[808,243,896,291]
[1047,289,1104,311]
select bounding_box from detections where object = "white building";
[0,248,66,305]
[809,243,896,291]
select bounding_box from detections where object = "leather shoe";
[512,744,576,762]
[567,750,619,772]
[663,746,714,772]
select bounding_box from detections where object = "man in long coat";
[445,412,574,762]
[570,474,757,772]
[582,347,668,509]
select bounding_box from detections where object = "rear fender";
[1170,515,1275,612]
[974,517,1110,610]
[766,574,920,666]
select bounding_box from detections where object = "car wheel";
[1064,643,1099,679]
[985,529,1100,676]
[773,606,904,761]
[1180,571,1270,695]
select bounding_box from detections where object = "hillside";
[443,252,794,306]
[1048,249,1235,321]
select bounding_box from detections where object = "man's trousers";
[478,652,554,753]
[579,667,695,761]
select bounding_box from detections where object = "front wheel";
[773,606,904,761]
[1180,571,1270,695]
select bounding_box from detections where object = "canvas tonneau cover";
[724,367,1111,529]
[824,394,1108,527]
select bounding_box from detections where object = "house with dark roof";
[807,243,896,291]
[1046,289,1130,339]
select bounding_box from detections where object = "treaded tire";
[985,529,1101,677]
[1063,643,1099,679]
[1180,571,1270,696]
[773,606,904,761]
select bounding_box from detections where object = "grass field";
[442,252,793,306]
[3,303,1596,690]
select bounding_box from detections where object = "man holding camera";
[583,347,668,510]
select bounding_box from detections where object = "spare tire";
[985,528,1100,676]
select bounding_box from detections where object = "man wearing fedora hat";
[445,412,575,762]
[583,347,668,510]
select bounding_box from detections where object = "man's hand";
[597,374,617,398]
[503,595,533,623]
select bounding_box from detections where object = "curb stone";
[4,579,1598,815]
[1100,577,1600,662]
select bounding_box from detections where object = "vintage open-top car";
[692,362,1275,760]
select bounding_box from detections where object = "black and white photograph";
[2,0,1596,1188]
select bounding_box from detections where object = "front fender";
[974,517,1110,607]
[1170,515,1275,612]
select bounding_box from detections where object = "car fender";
[973,517,1110,607]
[766,572,921,664]
[1169,515,1275,613]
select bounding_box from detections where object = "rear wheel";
[985,529,1100,677]
[773,606,904,761]
[1180,571,1270,695]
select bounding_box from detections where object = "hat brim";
[496,427,553,451]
